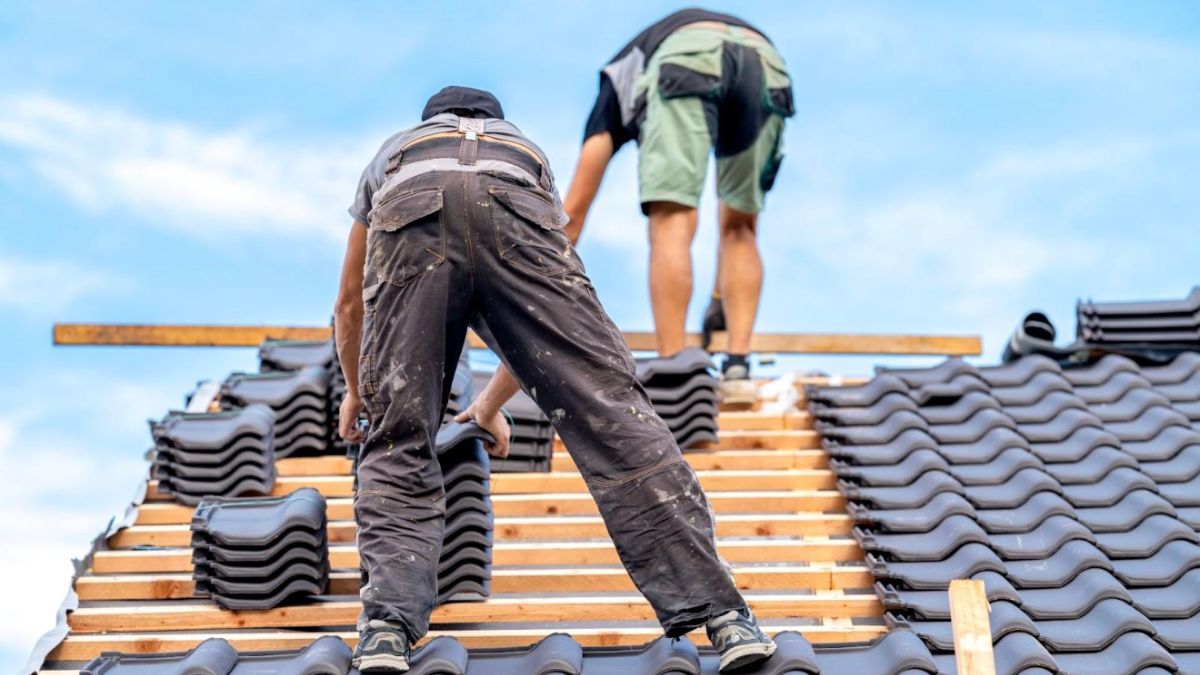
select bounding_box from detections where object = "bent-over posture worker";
[563,8,794,405]
[334,86,777,673]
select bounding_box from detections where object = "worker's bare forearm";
[475,366,523,416]
[334,302,363,399]
[335,222,369,400]
[562,133,615,244]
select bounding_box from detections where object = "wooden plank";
[54,323,981,355]
[91,538,865,574]
[709,430,820,450]
[554,430,820,452]
[134,489,845,525]
[68,594,883,633]
[275,455,352,476]
[949,579,997,675]
[74,564,875,601]
[272,448,828,478]
[551,449,827,472]
[52,323,333,347]
[717,411,813,431]
[47,624,888,661]
[109,512,852,548]
[491,468,836,492]
[145,469,836,501]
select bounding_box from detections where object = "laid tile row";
[808,353,1200,672]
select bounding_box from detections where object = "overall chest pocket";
[490,187,580,278]
[368,187,446,288]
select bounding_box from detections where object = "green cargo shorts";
[637,26,794,215]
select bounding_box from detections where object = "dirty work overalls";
[355,118,747,642]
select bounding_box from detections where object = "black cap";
[421,86,505,121]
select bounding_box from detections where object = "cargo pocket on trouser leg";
[757,43,795,119]
[755,42,792,195]
[357,281,384,421]
[759,122,785,194]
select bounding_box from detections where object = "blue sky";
[1,1,1198,669]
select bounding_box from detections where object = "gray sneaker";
[352,620,410,672]
[706,608,777,672]
[720,365,757,407]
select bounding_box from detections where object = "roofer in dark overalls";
[333,86,777,672]
[561,8,794,406]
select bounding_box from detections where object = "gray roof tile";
[1075,490,1178,533]
[974,491,1077,533]
[989,515,1095,560]
[848,492,977,533]
[1004,540,1112,588]
[1033,598,1155,652]
[854,514,990,561]
[1017,568,1133,620]
[868,543,1006,589]
[839,470,964,509]
[1050,630,1177,674]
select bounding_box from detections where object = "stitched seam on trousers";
[463,173,476,290]
[356,487,445,503]
[587,456,685,489]
[593,286,636,370]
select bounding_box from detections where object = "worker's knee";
[647,202,698,244]
[719,213,758,242]
[649,230,697,255]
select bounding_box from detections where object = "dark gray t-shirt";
[348,114,566,226]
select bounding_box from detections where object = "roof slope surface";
[809,353,1200,673]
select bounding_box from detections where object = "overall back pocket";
[368,187,446,288]
[490,187,580,278]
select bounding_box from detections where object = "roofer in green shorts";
[562,8,794,405]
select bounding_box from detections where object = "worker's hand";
[454,402,510,458]
[339,393,367,443]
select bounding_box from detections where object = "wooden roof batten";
[52,322,983,355]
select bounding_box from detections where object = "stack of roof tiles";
[473,370,554,473]
[190,487,330,610]
[221,365,332,457]
[636,347,719,449]
[77,631,942,674]
[258,338,351,451]
[1079,287,1200,349]
[149,404,277,506]
[808,353,1200,673]
[432,421,494,603]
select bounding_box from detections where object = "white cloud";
[773,6,1200,85]
[755,126,1200,360]
[0,254,131,315]
[0,372,171,668]
[0,95,371,243]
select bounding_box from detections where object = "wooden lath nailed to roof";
[52,322,983,355]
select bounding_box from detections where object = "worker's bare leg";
[647,201,699,356]
[717,201,762,356]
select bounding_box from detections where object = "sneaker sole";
[353,653,410,673]
[720,382,758,407]
[719,641,778,672]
